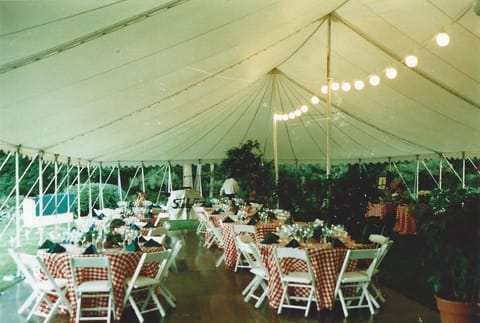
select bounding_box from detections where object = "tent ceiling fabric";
[0,0,479,167]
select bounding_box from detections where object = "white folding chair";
[201,218,225,266]
[235,237,269,308]
[368,239,394,307]
[154,213,169,228]
[70,256,114,323]
[193,206,209,236]
[157,240,184,308]
[123,250,171,322]
[232,224,258,272]
[146,227,169,238]
[333,248,382,317]
[9,249,71,323]
[274,247,317,317]
[368,234,390,246]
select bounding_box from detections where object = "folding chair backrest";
[162,240,184,277]
[374,240,394,271]
[338,248,381,281]
[209,224,224,245]
[130,250,171,285]
[148,227,169,237]
[274,247,315,281]
[193,207,209,222]
[368,234,390,245]
[233,224,258,242]
[235,237,257,267]
[10,250,40,287]
[70,256,112,289]
[249,242,268,276]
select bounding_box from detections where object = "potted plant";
[416,186,479,323]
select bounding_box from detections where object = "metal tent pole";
[88,163,92,217]
[326,15,332,177]
[141,162,146,193]
[77,163,81,217]
[415,156,420,200]
[117,163,123,202]
[15,149,20,248]
[54,156,59,231]
[209,163,214,198]
[439,158,443,190]
[99,163,104,210]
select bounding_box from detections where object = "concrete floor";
[0,230,440,323]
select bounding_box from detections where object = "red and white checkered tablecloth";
[393,205,417,235]
[257,243,360,311]
[365,203,397,219]
[38,246,164,322]
[221,222,282,269]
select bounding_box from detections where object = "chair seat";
[37,278,68,291]
[78,280,111,293]
[250,267,268,279]
[126,276,160,288]
[342,271,369,283]
[283,271,312,284]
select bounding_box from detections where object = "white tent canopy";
[1,0,479,167]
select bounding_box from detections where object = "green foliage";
[416,186,480,302]
[219,140,274,204]
[70,183,123,216]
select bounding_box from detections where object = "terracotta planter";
[435,294,476,323]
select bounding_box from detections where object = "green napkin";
[144,222,155,228]
[223,216,234,223]
[110,218,125,229]
[332,238,347,248]
[130,224,140,231]
[267,211,277,219]
[284,218,294,225]
[47,243,66,253]
[96,213,105,219]
[125,241,142,252]
[312,227,322,241]
[261,232,279,244]
[285,239,300,248]
[144,239,162,247]
[83,244,98,255]
[38,239,55,249]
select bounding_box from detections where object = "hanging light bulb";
[288,112,296,119]
[405,55,418,67]
[331,82,340,91]
[273,113,280,120]
[341,82,351,92]
[435,32,450,47]
[385,67,398,79]
[311,96,320,105]
[354,80,365,90]
[295,109,302,116]
[321,85,328,94]
[369,75,380,86]
[301,104,309,113]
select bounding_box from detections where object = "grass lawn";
[166,219,199,231]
